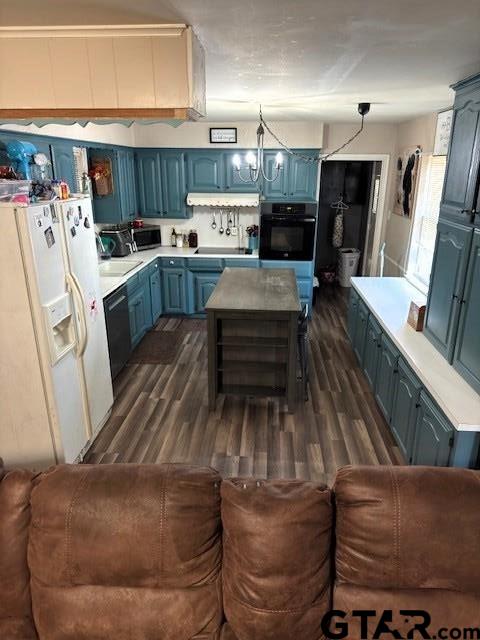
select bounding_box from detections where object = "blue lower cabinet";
[363,314,382,388]
[353,299,368,363]
[374,333,399,423]
[128,280,152,348]
[162,268,187,314]
[191,272,221,313]
[260,259,313,310]
[347,288,359,342]
[390,358,422,461]
[412,391,454,466]
[149,261,162,323]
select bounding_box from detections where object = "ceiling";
[2,0,480,122]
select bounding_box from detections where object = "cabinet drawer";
[147,259,160,275]
[187,258,224,271]
[224,258,260,269]
[126,265,149,294]
[160,257,186,268]
[260,260,313,278]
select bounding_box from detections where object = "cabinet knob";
[169,260,174,265]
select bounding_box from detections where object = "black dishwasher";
[104,285,131,379]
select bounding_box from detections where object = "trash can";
[338,248,361,287]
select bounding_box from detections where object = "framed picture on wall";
[394,147,421,218]
[209,128,237,143]
[433,109,453,156]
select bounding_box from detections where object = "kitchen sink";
[98,260,142,277]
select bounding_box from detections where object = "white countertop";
[351,277,480,432]
[99,246,259,298]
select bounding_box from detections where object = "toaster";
[99,227,135,257]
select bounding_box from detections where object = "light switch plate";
[231,226,238,236]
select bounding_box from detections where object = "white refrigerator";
[0,196,113,469]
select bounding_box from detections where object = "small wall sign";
[210,127,237,144]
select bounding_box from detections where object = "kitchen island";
[205,268,301,412]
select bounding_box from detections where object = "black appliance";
[131,224,162,250]
[104,285,131,379]
[99,227,135,257]
[259,202,317,261]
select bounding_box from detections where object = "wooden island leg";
[287,311,298,413]
[207,311,217,411]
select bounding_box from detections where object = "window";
[406,154,447,292]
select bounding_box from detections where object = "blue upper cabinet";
[51,141,75,189]
[89,148,137,224]
[136,150,163,217]
[453,229,480,392]
[424,219,473,361]
[287,152,318,201]
[223,151,259,193]
[262,151,290,200]
[441,82,480,225]
[187,151,224,191]
[262,150,319,201]
[160,151,191,218]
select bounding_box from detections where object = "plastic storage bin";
[338,248,361,287]
[0,179,31,203]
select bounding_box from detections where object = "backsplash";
[154,206,259,247]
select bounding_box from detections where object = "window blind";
[407,154,447,291]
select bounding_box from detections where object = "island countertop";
[205,267,302,313]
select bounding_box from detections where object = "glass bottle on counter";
[188,229,198,248]
[171,228,177,247]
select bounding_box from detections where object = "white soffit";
[187,192,260,207]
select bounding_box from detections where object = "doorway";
[315,160,377,277]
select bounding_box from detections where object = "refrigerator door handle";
[66,272,88,357]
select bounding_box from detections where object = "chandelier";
[232,103,370,185]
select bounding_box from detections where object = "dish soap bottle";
[171,227,177,247]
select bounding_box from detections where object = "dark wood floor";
[85,285,403,485]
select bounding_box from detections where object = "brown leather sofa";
[1,462,479,640]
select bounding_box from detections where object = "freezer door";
[59,199,114,435]
[18,203,90,462]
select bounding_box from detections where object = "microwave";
[259,202,317,261]
[131,224,162,251]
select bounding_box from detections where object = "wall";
[322,123,398,155]
[382,113,437,276]
[132,120,324,148]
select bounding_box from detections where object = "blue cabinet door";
[128,281,151,348]
[412,391,453,466]
[288,153,318,201]
[347,288,359,342]
[162,268,187,314]
[187,152,224,191]
[224,151,259,193]
[160,151,190,218]
[353,299,368,364]
[453,229,480,392]
[118,149,137,221]
[374,333,399,423]
[149,262,162,323]
[51,141,75,190]
[136,151,163,217]
[262,152,289,200]
[424,219,473,360]
[441,88,480,223]
[363,313,382,388]
[390,358,422,461]
[192,272,221,313]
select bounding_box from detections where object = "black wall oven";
[259,202,317,261]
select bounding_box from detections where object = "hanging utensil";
[211,211,217,229]
[219,210,224,234]
[225,209,232,236]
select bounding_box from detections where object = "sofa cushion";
[28,463,222,640]
[221,478,332,640]
[334,465,480,634]
[0,469,38,639]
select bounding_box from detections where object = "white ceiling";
[2,0,480,122]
